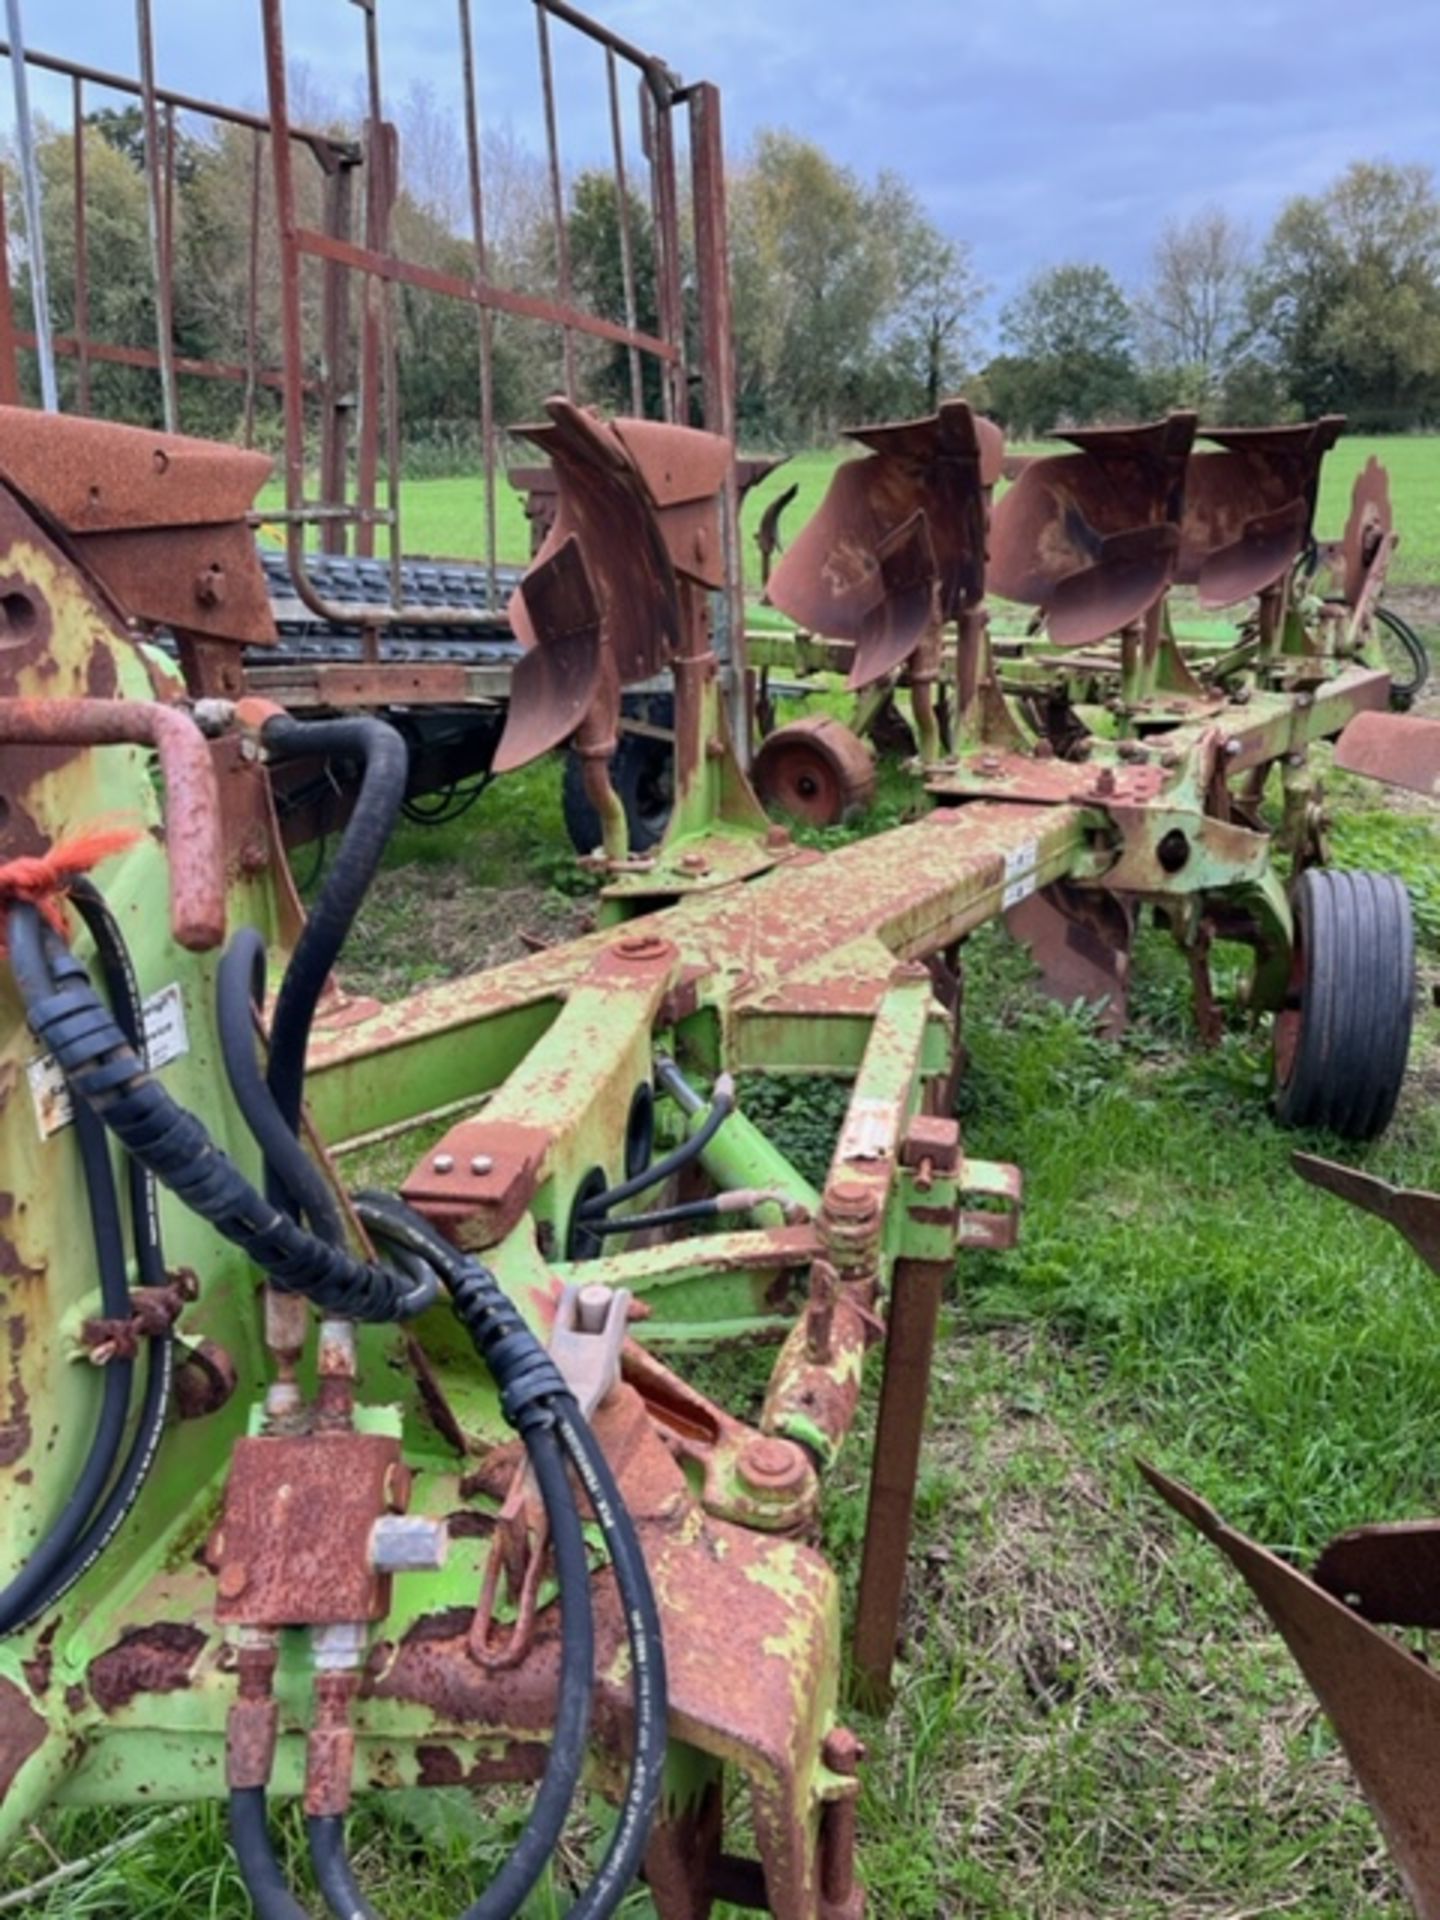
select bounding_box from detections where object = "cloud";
[12,0,1440,331]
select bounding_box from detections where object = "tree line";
[6,92,1439,457]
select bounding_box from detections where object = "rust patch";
[0,1678,45,1801]
[0,1312,30,1468]
[88,1622,206,1714]
[21,1620,59,1697]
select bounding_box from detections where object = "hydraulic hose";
[7,908,428,1325]
[0,911,135,1636]
[229,1790,311,1920]
[259,715,407,1153]
[16,882,176,1625]
[217,927,346,1246]
[578,1075,735,1221]
[307,1816,380,1920]
[354,1196,667,1920]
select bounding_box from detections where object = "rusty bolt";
[432,1153,455,1175]
[824,1181,879,1226]
[822,1726,867,1775]
[616,932,666,961]
[679,852,709,875]
[218,1562,250,1602]
[1089,767,1116,798]
[737,1436,809,1497]
[174,1339,239,1420]
[765,825,792,849]
[171,1267,201,1302]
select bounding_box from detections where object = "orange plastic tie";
[0,825,142,944]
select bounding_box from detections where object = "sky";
[8,0,1440,341]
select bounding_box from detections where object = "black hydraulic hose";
[305,1427,594,1920]
[589,1195,729,1237]
[7,908,426,1325]
[578,1077,735,1221]
[230,1790,311,1920]
[0,913,135,1636]
[217,927,346,1246]
[354,1195,665,1920]
[307,1816,379,1920]
[17,883,176,1625]
[550,1404,667,1919]
[260,715,407,1153]
[1376,602,1430,700]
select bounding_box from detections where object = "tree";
[1251,160,1440,428]
[1137,208,1251,407]
[996,263,1140,432]
[567,170,660,415]
[875,175,982,413]
[730,131,896,440]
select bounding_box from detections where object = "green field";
[259,432,1440,590]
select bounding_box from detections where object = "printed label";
[1002,840,1040,911]
[29,982,189,1140]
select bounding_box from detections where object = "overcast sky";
[10,0,1440,338]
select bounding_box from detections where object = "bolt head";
[217,1561,250,1601]
[432,1153,455,1175]
[737,1436,809,1496]
[370,1514,450,1575]
[824,1180,879,1225]
[469,1154,494,1176]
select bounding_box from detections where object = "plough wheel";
[752,715,875,827]
[1273,868,1414,1140]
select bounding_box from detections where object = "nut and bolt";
[824,1181,880,1226]
[469,1154,494,1176]
[369,1514,450,1576]
[616,932,667,961]
[737,1435,809,1497]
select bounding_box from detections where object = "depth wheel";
[752,716,875,827]
[1272,868,1414,1140]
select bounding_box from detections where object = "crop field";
[8,449,1440,1915]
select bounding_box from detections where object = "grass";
[258,432,1440,589]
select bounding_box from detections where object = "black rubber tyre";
[1272,868,1414,1140]
[562,732,674,855]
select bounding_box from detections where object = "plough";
[1,0,1438,1908]
[0,369,1430,1917]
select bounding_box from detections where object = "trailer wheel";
[562,733,674,855]
[752,716,875,827]
[1272,868,1414,1140]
